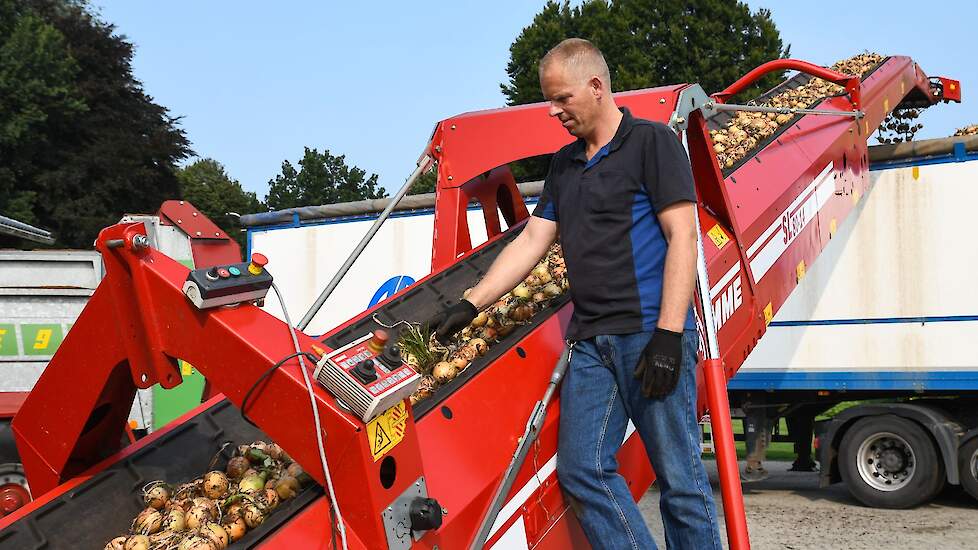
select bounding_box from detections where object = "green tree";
[0,0,85,225]
[503,1,789,106]
[176,159,264,247]
[266,147,386,210]
[407,170,437,195]
[0,0,191,248]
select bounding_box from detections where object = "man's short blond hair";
[539,38,612,90]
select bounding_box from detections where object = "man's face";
[540,64,599,139]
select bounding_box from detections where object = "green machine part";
[153,360,207,429]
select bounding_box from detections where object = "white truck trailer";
[242,136,978,509]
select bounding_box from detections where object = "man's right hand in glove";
[428,299,478,344]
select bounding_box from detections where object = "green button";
[228,266,241,276]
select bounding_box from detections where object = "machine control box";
[314,330,420,422]
[183,253,273,309]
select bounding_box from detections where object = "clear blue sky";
[94,1,976,198]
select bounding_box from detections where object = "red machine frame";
[2,56,959,549]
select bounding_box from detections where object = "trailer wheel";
[839,415,944,509]
[959,438,978,501]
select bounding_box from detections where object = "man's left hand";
[634,328,683,399]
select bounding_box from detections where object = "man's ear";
[589,76,604,100]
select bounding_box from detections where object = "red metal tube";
[703,358,750,550]
[712,58,862,109]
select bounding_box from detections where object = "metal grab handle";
[712,58,862,109]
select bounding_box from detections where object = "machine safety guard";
[1,56,959,549]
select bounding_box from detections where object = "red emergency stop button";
[367,329,389,355]
[248,253,268,275]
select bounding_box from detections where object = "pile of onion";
[954,124,978,137]
[710,52,884,169]
[104,441,309,550]
[407,243,569,404]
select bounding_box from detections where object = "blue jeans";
[556,330,722,550]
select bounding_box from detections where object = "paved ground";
[638,460,978,550]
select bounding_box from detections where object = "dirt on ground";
[638,460,977,550]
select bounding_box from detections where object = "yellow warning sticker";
[883,98,890,114]
[707,224,730,250]
[181,360,193,376]
[367,402,409,461]
[912,166,920,180]
[796,260,806,282]
[763,303,773,326]
[829,218,837,236]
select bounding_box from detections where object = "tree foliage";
[266,147,387,210]
[407,169,437,196]
[0,0,190,247]
[502,0,790,106]
[176,159,263,247]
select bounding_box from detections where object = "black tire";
[838,415,944,509]
[958,437,978,501]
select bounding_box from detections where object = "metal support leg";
[690,166,751,550]
[702,360,751,549]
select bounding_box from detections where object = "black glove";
[634,328,684,399]
[428,299,478,344]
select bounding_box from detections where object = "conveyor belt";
[708,58,888,176]
[0,400,323,549]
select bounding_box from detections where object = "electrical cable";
[239,351,318,427]
[271,282,349,550]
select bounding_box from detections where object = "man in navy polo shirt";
[429,38,721,549]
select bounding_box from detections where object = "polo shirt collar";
[571,107,636,163]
